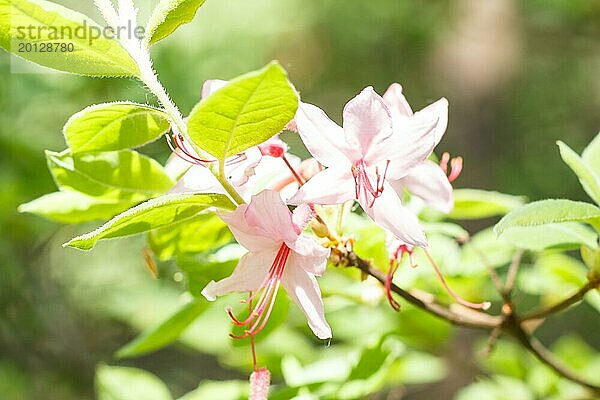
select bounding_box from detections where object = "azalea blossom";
[383,83,457,213]
[289,86,444,247]
[201,190,332,339]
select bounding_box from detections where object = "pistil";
[352,159,390,207]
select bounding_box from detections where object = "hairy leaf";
[499,222,598,251]
[64,193,235,250]
[65,103,170,153]
[187,61,298,161]
[0,0,139,76]
[495,199,600,236]
[116,299,208,358]
[582,132,600,176]
[557,141,600,205]
[145,0,206,46]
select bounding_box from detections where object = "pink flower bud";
[249,368,271,400]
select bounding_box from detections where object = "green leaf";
[582,132,600,177]
[46,150,173,201]
[495,199,600,236]
[145,0,206,46]
[581,246,600,275]
[96,365,172,400]
[148,213,232,260]
[499,222,598,251]
[18,190,135,223]
[64,193,234,250]
[64,103,171,154]
[116,298,208,358]
[448,189,525,220]
[557,141,600,205]
[187,62,298,161]
[0,0,139,77]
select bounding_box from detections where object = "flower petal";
[288,168,355,205]
[169,165,225,195]
[201,79,228,99]
[361,182,427,247]
[391,160,453,213]
[282,266,332,339]
[286,236,330,276]
[342,86,393,160]
[383,83,413,120]
[295,102,357,168]
[373,107,440,180]
[243,190,298,243]
[201,249,275,301]
[413,98,448,147]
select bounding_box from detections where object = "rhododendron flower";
[201,190,332,339]
[383,83,455,213]
[290,86,444,246]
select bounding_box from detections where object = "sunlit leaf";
[187,62,298,161]
[499,222,598,251]
[0,0,139,76]
[64,193,234,250]
[46,150,173,202]
[495,199,600,235]
[18,190,135,223]
[64,103,170,154]
[582,132,600,180]
[557,141,600,205]
[448,189,525,220]
[145,0,206,46]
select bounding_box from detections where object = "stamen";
[352,159,389,207]
[448,156,463,182]
[423,249,491,310]
[385,244,413,311]
[227,244,291,338]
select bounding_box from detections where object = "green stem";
[218,162,246,205]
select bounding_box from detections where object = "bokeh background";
[1,0,600,399]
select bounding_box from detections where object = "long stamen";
[386,258,400,311]
[352,160,389,207]
[423,249,491,310]
[228,244,291,338]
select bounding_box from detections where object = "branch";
[510,320,600,393]
[520,278,599,321]
[344,251,501,329]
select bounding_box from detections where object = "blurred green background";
[1,0,600,399]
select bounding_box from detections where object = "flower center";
[351,159,390,207]
[227,243,291,338]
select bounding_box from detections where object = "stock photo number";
[17,42,75,53]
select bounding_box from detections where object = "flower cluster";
[167,81,471,343]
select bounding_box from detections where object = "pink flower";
[201,190,332,339]
[383,83,455,213]
[289,86,443,247]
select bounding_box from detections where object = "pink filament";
[423,248,490,310]
[352,159,390,207]
[228,244,291,339]
[385,244,415,311]
[167,134,250,167]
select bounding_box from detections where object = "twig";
[344,251,501,329]
[510,320,600,393]
[504,250,524,297]
[520,279,599,321]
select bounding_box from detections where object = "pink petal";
[288,168,355,205]
[201,79,228,99]
[343,86,393,160]
[383,83,413,120]
[391,160,453,213]
[413,98,448,147]
[295,102,357,168]
[372,107,439,180]
[291,204,316,233]
[361,183,427,247]
[201,249,276,300]
[285,236,330,276]
[243,190,298,243]
[169,165,225,195]
[281,265,332,339]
